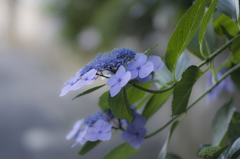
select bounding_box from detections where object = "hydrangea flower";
[80,47,136,75]
[66,109,115,147]
[127,53,154,79]
[72,125,88,147]
[66,119,84,140]
[60,48,135,96]
[60,69,97,96]
[127,53,164,83]
[107,65,131,97]
[85,119,112,141]
[206,69,235,105]
[121,113,147,149]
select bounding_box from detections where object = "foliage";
[60,0,240,158]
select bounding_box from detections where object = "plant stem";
[197,34,240,68]
[130,34,240,94]
[145,63,240,138]
[129,82,176,94]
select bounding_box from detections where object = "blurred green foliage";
[48,0,195,51]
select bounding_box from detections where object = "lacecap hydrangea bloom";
[66,108,147,149]
[206,69,235,105]
[66,109,115,147]
[60,47,164,97]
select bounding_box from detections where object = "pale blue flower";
[127,53,154,79]
[107,65,131,97]
[85,120,112,141]
[206,69,235,105]
[66,119,84,140]
[121,113,147,149]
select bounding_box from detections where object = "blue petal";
[120,71,131,87]
[139,61,154,78]
[60,84,71,96]
[137,74,152,83]
[110,83,122,97]
[84,127,99,141]
[115,65,126,79]
[130,136,144,149]
[148,56,164,72]
[136,54,147,66]
[98,131,111,141]
[121,131,134,142]
[107,76,118,87]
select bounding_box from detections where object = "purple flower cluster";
[66,108,147,149]
[66,109,114,147]
[60,47,135,96]
[206,69,235,105]
[121,111,147,149]
[60,47,164,98]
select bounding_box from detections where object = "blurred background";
[0,0,239,158]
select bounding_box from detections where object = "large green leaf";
[126,82,151,105]
[165,0,205,73]
[108,87,133,123]
[212,99,236,146]
[142,87,173,120]
[228,112,240,146]
[216,0,239,23]
[165,153,182,159]
[103,142,138,159]
[188,25,218,59]
[99,90,110,110]
[72,84,106,100]
[231,36,240,63]
[172,66,202,115]
[158,115,186,159]
[154,53,192,89]
[78,140,101,155]
[212,13,239,36]
[231,66,240,91]
[227,137,240,159]
[199,0,219,58]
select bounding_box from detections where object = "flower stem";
[130,34,240,94]
[129,82,176,94]
[197,34,240,68]
[145,63,240,138]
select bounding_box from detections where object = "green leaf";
[78,140,101,155]
[108,87,133,123]
[142,87,173,120]
[158,114,186,159]
[231,66,240,91]
[227,137,240,159]
[220,25,234,40]
[126,82,151,105]
[212,13,239,36]
[165,153,182,159]
[197,145,229,159]
[72,84,106,100]
[144,42,161,55]
[231,36,240,63]
[188,25,218,59]
[172,66,202,115]
[165,0,205,73]
[212,98,236,146]
[99,90,110,110]
[103,142,138,159]
[199,0,219,58]
[154,53,192,89]
[228,112,240,146]
[216,0,239,24]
